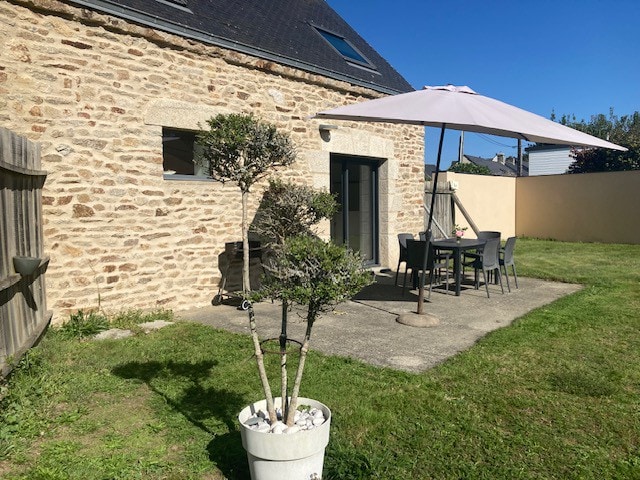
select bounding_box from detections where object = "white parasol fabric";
[317,85,626,151]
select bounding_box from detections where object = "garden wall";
[439,172,517,238]
[438,170,640,245]
[517,170,640,244]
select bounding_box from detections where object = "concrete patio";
[179,272,581,373]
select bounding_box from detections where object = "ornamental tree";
[251,178,338,247]
[196,113,296,293]
[197,114,296,423]
[250,179,337,415]
[254,235,372,426]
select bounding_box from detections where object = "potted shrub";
[198,115,371,478]
[243,235,371,479]
[251,178,338,404]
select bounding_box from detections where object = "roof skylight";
[154,0,192,13]
[313,26,376,70]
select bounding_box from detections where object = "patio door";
[330,154,379,266]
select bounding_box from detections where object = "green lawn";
[1,239,639,479]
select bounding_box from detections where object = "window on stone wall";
[162,127,209,180]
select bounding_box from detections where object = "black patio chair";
[403,239,451,298]
[500,236,518,292]
[462,230,501,278]
[395,233,415,286]
[471,237,504,298]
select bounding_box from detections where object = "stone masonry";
[0,0,425,322]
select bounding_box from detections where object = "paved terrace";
[179,273,581,373]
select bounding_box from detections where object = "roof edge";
[68,0,407,95]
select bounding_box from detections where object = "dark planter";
[13,256,41,276]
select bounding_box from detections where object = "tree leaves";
[257,236,372,316]
[251,179,338,247]
[196,113,296,192]
[563,110,640,173]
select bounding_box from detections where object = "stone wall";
[0,0,425,321]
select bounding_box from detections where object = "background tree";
[448,162,492,175]
[559,109,640,173]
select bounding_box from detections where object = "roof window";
[154,0,192,13]
[313,26,376,70]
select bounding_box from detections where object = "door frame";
[330,154,380,266]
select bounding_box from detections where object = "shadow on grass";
[112,360,250,479]
[548,368,619,397]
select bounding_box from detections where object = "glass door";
[330,155,379,266]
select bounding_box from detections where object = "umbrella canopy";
[316,85,627,151]
[315,85,626,315]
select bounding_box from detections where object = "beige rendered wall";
[0,0,425,320]
[516,170,640,244]
[440,172,516,239]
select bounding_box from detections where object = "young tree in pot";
[252,179,338,246]
[251,179,338,414]
[197,113,296,423]
[254,235,372,426]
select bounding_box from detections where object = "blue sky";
[326,0,640,169]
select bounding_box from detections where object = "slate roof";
[424,163,438,179]
[71,0,414,94]
[460,155,529,177]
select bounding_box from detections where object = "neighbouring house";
[0,0,426,319]
[454,153,529,177]
[526,145,578,176]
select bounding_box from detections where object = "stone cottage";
[0,0,425,319]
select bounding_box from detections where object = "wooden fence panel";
[0,127,51,377]
[424,181,454,239]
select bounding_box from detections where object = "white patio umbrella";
[315,85,626,316]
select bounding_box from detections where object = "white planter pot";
[238,397,331,480]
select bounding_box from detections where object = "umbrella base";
[396,312,440,328]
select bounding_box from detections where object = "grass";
[1,238,639,479]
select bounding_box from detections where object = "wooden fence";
[0,127,51,378]
[424,181,454,238]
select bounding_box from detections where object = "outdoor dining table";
[430,237,487,296]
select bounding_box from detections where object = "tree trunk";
[280,300,289,416]
[285,307,317,426]
[248,304,276,424]
[241,190,251,294]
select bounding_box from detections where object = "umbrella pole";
[417,125,446,314]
